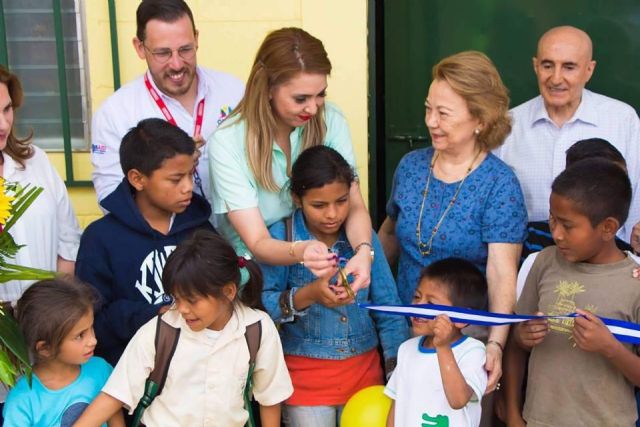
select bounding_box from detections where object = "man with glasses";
[91,0,244,207]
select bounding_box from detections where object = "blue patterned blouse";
[387,148,528,304]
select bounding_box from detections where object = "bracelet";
[289,240,302,258]
[288,287,297,315]
[354,242,374,260]
[487,340,504,352]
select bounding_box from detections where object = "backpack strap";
[150,316,181,394]
[244,320,262,364]
[243,320,263,427]
[130,315,180,427]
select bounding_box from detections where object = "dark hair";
[0,65,34,168]
[163,230,264,310]
[136,0,196,42]
[566,138,626,169]
[290,146,355,197]
[552,158,631,227]
[120,118,195,176]
[419,258,487,310]
[17,278,97,361]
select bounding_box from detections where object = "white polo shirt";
[494,89,640,242]
[91,66,244,206]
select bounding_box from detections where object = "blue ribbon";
[360,303,640,344]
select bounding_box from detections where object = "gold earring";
[474,129,480,135]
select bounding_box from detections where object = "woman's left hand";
[343,248,372,292]
[484,342,503,394]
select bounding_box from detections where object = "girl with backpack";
[74,231,293,427]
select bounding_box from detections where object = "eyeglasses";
[142,43,197,64]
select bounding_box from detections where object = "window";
[1,0,89,152]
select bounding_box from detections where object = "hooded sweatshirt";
[76,179,214,365]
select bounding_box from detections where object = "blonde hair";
[229,27,332,191]
[432,51,511,151]
[0,66,33,168]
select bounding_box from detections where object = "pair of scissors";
[336,263,356,299]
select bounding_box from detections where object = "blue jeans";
[283,404,345,427]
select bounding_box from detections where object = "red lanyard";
[144,73,205,137]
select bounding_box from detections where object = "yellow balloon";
[340,385,392,427]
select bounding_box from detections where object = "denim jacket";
[261,209,409,362]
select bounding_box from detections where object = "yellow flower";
[0,179,14,226]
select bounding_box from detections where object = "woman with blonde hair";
[210,27,372,290]
[378,51,527,394]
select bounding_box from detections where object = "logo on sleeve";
[91,143,107,154]
[135,246,177,304]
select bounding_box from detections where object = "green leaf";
[0,312,31,386]
[0,181,45,386]
[0,263,55,284]
[0,350,17,387]
[0,232,22,260]
[0,313,30,368]
[3,186,43,233]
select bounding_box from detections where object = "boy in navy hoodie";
[76,118,214,365]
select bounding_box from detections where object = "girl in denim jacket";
[261,146,409,427]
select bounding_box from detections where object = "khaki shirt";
[518,247,640,427]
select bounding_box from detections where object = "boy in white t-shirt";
[385,258,488,427]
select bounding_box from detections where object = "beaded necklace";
[415,149,482,256]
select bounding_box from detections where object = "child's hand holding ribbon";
[514,312,549,350]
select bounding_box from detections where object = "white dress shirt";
[91,66,244,206]
[495,89,640,242]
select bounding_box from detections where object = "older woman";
[378,51,527,392]
[210,28,372,290]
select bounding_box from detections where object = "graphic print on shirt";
[217,105,233,125]
[422,412,449,426]
[547,280,597,344]
[135,245,176,304]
